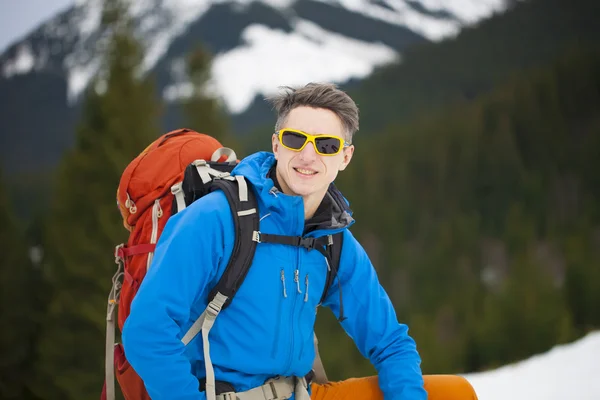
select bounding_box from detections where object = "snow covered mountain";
[0,0,507,175]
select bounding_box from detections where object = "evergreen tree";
[321,47,600,376]
[0,175,45,399]
[33,0,161,398]
[181,44,235,149]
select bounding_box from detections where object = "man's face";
[271,106,354,200]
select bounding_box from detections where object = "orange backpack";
[102,128,238,400]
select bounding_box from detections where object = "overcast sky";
[0,0,74,52]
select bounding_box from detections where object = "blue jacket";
[122,151,426,399]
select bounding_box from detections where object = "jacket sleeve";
[322,230,427,400]
[121,192,232,400]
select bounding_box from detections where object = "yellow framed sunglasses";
[277,129,350,156]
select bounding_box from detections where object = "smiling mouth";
[294,167,317,176]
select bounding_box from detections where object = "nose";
[299,140,318,161]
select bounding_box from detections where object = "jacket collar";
[233,152,354,234]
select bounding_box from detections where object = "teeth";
[296,168,316,175]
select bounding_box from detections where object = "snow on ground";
[463,331,600,400]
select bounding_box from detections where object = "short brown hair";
[266,82,359,142]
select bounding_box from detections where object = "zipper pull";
[281,269,287,298]
[295,269,302,293]
[304,274,309,302]
[325,257,331,272]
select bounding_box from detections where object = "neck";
[302,192,326,220]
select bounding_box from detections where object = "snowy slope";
[0,0,510,178]
[463,331,600,400]
[167,19,399,113]
[1,0,507,114]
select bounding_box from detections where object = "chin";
[288,185,314,197]
[289,181,324,198]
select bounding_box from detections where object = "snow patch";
[64,0,219,103]
[138,1,219,72]
[66,58,102,102]
[257,0,297,9]
[164,82,195,101]
[3,44,36,78]
[315,0,462,40]
[414,0,508,24]
[75,0,103,37]
[208,20,399,113]
[312,0,509,39]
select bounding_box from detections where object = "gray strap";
[293,377,310,400]
[235,175,248,202]
[311,332,329,384]
[237,208,257,217]
[182,296,304,400]
[105,255,124,400]
[105,301,116,400]
[194,159,236,184]
[195,163,213,184]
[181,310,206,346]
[171,182,186,212]
[201,292,229,400]
[211,147,237,163]
[217,376,297,400]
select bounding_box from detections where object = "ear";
[338,145,354,171]
[272,134,279,159]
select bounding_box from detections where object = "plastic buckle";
[171,182,183,195]
[298,237,316,250]
[261,380,278,400]
[114,243,125,263]
[206,300,223,318]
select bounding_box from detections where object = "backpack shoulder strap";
[180,175,258,344]
[178,173,260,400]
[173,171,259,399]
[208,175,259,309]
[320,231,343,305]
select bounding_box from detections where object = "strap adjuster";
[297,237,316,250]
[114,243,125,263]
[261,380,279,400]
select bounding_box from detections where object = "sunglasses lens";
[315,137,342,154]
[281,130,307,150]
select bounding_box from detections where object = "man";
[122,83,477,399]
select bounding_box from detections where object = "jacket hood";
[231,151,277,198]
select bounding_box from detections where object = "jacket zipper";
[271,269,287,358]
[284,248,301,373]
[298,273,309,359]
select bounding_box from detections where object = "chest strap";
[254,232,331,250]
[216,376,309,400]
[253,231,346,321]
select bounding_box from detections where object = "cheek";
[278,151,297,173]
[323,158,343,177]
